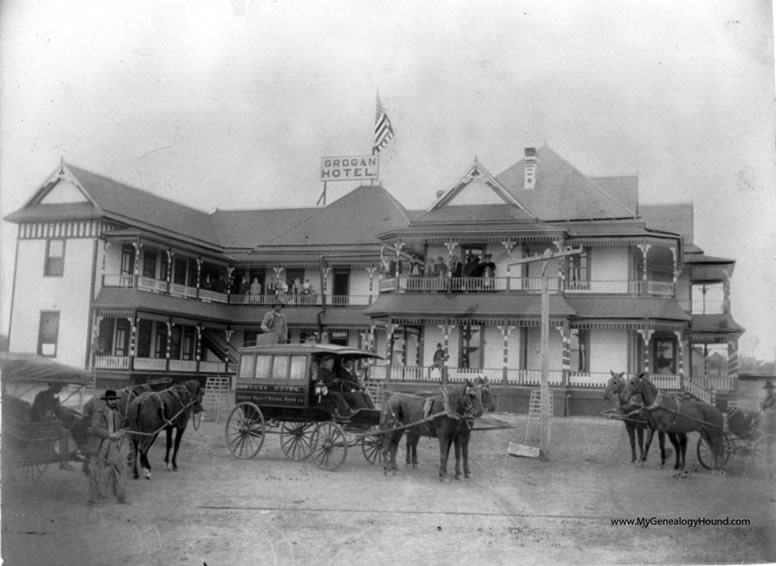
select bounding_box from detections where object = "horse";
[405,376,495,470]
[126,380,203,479]
[381,379,484,481]
[604,371,687,469]
[623,372,725,474]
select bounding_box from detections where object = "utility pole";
[510,245,583,461]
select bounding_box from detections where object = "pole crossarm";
[507,247,584,266]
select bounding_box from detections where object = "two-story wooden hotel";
[5,145,743,413]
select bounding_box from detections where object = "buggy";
[1,353,92,481]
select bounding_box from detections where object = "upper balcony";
[379,274,675,297]
[102,274,376,306]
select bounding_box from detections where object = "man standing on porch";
[431,343,448,382]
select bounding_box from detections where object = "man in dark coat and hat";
[261,301,288,344]
[87,390,128,506]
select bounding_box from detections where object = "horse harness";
[644,390,682,430]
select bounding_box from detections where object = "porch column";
[438,322,452,386]
[165,249,174,294]
[553,240,566,292]
[559,322,570,387]
[196,325,202,371]
[91,315,104,369]
[165,320,174,371]
[227,266,235,301]
[366,265,378,305]
[723,272,731,314]
[501,240,516,291]
[132,241,142,289]
[414,329,423,368]
[369,324,377,354]
[127,315,136,371]
[637,244,651,295]
[196,258,203,299]
[497,324,513,384]
[225,329,234,373]
[401,327,408,367]
[101,241,110,287]
[670,246,678,294]
[385,322,398,382]
[673,329,685,390]
[637,328,653,373]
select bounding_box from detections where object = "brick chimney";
[524,147,537,190]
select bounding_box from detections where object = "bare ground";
[2,413,775,566]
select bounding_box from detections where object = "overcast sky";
[1,0,775,360]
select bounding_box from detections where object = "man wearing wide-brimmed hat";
[86,390,128,506]
[261,300,288,344]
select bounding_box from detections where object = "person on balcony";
[431,343,449,381]
[482,253,496,291]
[249,277,262,303]
[291,278,302,304]
[301,278,316,304]
[260,301,288,344]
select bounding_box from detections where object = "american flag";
[372,94,394,154]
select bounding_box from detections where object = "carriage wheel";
[751,434,776,479]
[696,434,732,470]
[280,421,315,461]
[225,402,265,459]
[311,422,348,471]
[192,410,202,431]
[361,434,383,465]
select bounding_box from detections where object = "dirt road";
[2,414,774,565]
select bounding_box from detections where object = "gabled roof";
[496,145,637,220]
[590,176,639,213]
[6,163,220,246]
[426,159,533,216]
[263,184,411,247]
[410,203,535,225]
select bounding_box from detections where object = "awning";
[691,313,745,335]
[565,296,691,322]
[363,293,576,319]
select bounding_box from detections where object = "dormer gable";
[26,161,95,208]
[427,158,536,218]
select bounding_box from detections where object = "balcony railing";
[133,357,167,371]
[93,355,130,369]
[379,275,672,296]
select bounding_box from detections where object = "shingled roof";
[496,145,637,220]
[263,184,411,247]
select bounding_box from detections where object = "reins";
[120,386,201,438]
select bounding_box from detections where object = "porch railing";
[568,371,611,388]
[93,355,130,369]
[199,289,228,304]
[133,357,167,371]
[138,276,167,293]
[684,378,714,404]
[170,283,197,299]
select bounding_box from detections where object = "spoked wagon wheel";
[280,421,315,461]
[751,433,776,479]
[696,434,732,470]
[311,422,348,471]
[225,402,265,459]
[361,434,383,465]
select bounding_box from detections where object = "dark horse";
[405,376,495,472]
[126,380,203,479]
[605,371,687,469]
[623,372,725,474]
[381,379,484,480]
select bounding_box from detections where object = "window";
[137,320,153,358]
[114,319,131,356]
[239,355,256,378]
[38,311,60,356]
[182,326,195,360]
[142,250,157,278]
[254,355,272,378]
[154,322,168,358]
[44,239,65,276]
[273,356,290,379]
[289,356,307,381]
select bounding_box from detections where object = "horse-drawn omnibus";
[225,343,386,471]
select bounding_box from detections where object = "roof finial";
[59,156,65,176]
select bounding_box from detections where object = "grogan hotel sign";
[320,155,379,182]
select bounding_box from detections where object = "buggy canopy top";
[0,353,93,386]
